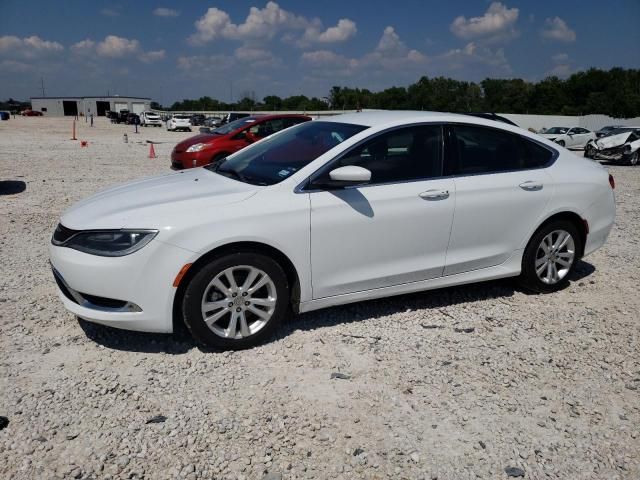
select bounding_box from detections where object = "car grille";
[52,223,78,245]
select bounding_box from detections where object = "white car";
[539,127,596,149]
[140,111,162,127]
[167,114,192,132]
[585,127,640,165]
[50,112,615,349]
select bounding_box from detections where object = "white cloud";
[72,36,163,63]
[0,35,64,59]
[302,26,427,77]
[302,18,357,45]
[139,49,166,63]
[96,35,140,58]
[234,46,277,64]
[436,42,511,74]
[189,1,356,46]
[177,55,235,74]
[70,39,95,55]
[100,8,119,17]
[0,59,33,72]
[541,17,576,42]
[547,52,573,77]
[551,52,569,63]
[363,26,427,68]
[450,2,519,43]
[153,7,179,17]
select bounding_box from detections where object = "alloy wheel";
[535,230,575,285]
[200,266,277,339]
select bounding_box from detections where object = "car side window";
[250,119,286,138]
[329,125,442,185]
[446,124,542,176]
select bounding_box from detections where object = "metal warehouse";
[30,96,151,117]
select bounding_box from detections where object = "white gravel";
[1,116,639,479]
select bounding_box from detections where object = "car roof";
[255,113,311,120]
[320,110,535,132]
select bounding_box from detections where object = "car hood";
[595,132,632,149]
[60,169,258,230]
[174,133,220,151]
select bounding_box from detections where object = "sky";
[1,0,639,105]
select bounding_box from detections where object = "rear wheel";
[518,220,581,293]
[182,252,289,349]
[584,145,594,159]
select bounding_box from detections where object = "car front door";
[308,125,456,299]
[443,124,554,275]
[574,128,592,147]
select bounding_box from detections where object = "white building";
[30,96,152,117]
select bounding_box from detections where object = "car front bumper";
[170,149,212,169]
[49,238,196,333]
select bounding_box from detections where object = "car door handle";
[419,189,450,200]
[519,181,543,191]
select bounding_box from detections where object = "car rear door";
[443,124,555,275]
[308,124,456,298]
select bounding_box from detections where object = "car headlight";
[186,143,206,153]
[53,229,158,257]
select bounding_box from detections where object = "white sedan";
[50,112,615,349]
[539,127,596,149]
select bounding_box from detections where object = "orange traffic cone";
[148,143,157,159]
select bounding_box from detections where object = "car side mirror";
[329,166,372,183]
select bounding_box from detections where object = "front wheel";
[556,140,565,147]
[628,151,639,166]
[518,221,581,293]
[182,252,289,349]
[584,145,594,159]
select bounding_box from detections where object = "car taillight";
[608,174,615,189]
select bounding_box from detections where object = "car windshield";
[546,127,568,134]
[206,121,368,186]
[211,117,259,135]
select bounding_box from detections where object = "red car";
[171,114,311,169]
[21,109,43,116]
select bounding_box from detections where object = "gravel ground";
[1,116,639,480]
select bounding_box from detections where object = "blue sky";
[1,0,639,105]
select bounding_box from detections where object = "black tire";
[556,140,565,147]
[584,145,593,159]
[182,252,289,349]
[518,220,582,293]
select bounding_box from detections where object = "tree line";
[160,67,639,119]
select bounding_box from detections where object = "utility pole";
[41,76,45,96]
